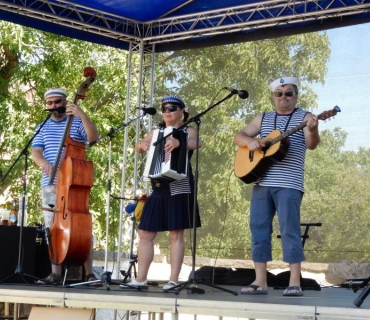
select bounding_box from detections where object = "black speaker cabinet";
[34,241,51,279]
[0,226,36,283]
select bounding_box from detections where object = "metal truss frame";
[115,42,156,280]
[0,0,369,47]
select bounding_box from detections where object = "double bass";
[47,67,97,267]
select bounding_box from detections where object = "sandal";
[36,272,61,285]
[283,285,303,296]
[85,273,102,286]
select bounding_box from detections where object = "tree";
[303,129,370,262]
[152,33,331,260]
[0,22,135,251]
[8,21,369,264]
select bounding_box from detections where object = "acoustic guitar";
[234,106,341,184]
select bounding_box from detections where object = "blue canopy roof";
[1,0,370,52]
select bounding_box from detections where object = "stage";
[1,281,370,320]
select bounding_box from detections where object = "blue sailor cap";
[161,95,186,109]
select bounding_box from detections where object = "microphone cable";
[210,167,235,284]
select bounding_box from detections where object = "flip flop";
[240,284,268,295]
[86,273,103,287]
[283,286,303,296]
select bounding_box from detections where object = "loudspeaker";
[195,266,277,286]
[0,226,36,283]
[34,242,52,279]
[273,270,321,290]
[194,266,320,290]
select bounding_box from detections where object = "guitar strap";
[274,108,297,131]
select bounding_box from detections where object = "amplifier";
[0,226,36,283]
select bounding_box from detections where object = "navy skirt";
[138,179,201,232]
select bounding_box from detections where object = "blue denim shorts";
[250,185,305,263]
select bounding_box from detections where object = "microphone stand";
[0,113,52,285]
[157,92,239,295]
[80,111,151,290]
[110,195,139,284]
[353,277,370,307]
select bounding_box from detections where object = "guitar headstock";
[317,105,341,121]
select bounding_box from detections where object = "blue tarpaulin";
[1,0,370,51]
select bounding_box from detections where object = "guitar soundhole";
[282,137,290,147]
[261,141,272,152]
[275,138,290,161]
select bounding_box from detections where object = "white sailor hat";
[269,77,298,92]
[161,95,186,109]
[44,88,67,99]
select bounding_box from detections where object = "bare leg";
[283,262,302,294]
[136,230,157,282]
[84,239,95,277]
[51,264,61,276]
[169,230,184,282]
[240,261,268,293]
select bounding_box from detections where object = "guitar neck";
[270,121,308,145]
[263,106,340,148]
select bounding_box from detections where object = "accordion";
[143,126,188,182]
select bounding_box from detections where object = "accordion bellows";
[143,126,188,182]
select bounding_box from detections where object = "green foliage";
[0,22,135,252]
[3,22,368,264]
[303,129,370,262]
[153,32,332,261]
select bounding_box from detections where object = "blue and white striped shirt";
[256,108,308,192]
[32,117,87,187]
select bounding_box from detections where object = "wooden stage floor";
[1,281,370,320]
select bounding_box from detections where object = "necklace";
[274,108,297,131]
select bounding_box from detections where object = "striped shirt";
[169,175,191,196]
[256,108,308,192]
[32,117,87,187]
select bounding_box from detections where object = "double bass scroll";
[48,67,97,184]
[48,67,97,266]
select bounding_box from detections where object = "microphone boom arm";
[1,112,52,184]
[88,112,148,147]
[153,92,234,146]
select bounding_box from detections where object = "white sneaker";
[120,279,147,288]
[163,281,178,291]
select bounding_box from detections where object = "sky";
[309,22,370,151]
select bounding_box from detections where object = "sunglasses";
[46,98,64,105]
[273,91,297,97]
[161,105,181,113]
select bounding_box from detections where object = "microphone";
[139,107,156,115]
[224,87,249,99]
[125,203,137,214]
[44,106,66,113]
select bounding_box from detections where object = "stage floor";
[0,281,370,320]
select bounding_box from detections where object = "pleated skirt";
[138,179,201,232]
